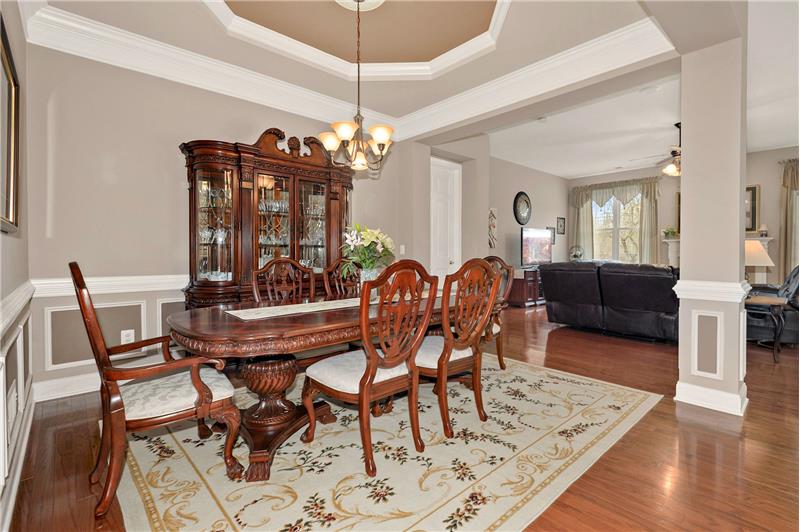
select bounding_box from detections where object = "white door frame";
[429,157,462,279]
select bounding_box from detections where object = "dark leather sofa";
[539,262,679,341]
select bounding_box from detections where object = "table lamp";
[745,239,774,283]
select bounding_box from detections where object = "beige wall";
[0,1,29,298]
[490,157,569,266]
[25,45,330,279]
[746,146,799,283]
[568,167,680,264]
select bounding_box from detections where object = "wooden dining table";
[167,298,445,482]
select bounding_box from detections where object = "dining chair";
[323,257,361,299]
[68,262,243,517]
[482,255,514,369]
[252,257,315,303]
[417,258,500,438]
[299,260,438,476]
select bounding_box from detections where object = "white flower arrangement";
[341,224,395,276]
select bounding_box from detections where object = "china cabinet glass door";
[196,168,234,282]
[298,180,327,270]
[256,173,291,268]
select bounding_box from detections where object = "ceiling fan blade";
[628,153,666,162]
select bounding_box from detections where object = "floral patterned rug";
[116,355,661,531]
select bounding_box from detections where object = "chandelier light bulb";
[368,124,393,145]
[331,121,358,142]
[319,132,341,152]
[352,150,368,170]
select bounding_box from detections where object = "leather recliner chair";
[538,262,604,330]
[747,266,799,345]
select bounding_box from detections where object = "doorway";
[429,157,462,280]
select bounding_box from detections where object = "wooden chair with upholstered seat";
[323,257,361,299]
[68,262,243,518]
[417,258,500,438]
[299,260,438,476]
[482,255,514,369]
[252,257,315,303]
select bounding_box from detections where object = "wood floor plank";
[9,306,797,531]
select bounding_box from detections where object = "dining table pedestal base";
[239,356,336,482]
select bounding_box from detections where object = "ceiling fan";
[627,122,682,176]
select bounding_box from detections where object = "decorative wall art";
[547,226,556,245]
[488,208,498,248]
[1,17,20,233]
[745,184,761,233]
[556,217,566,235]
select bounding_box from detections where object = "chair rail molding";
[31,274,189,298]
[1,280,35,336]
[203,0,511,82]
[17,1,676,141]
[672,280,751,303]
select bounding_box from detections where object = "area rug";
[116,356,661,531]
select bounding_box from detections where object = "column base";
[675,381,749,416]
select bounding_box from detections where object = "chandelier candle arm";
[318,0,393,176]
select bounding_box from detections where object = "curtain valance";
[569,176,661,208]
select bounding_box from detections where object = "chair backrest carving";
[442,258,500,350]
[484,255,514,307]
[324,258,361,299]
[252,258,315,303]
[360,260,438,374]
[68,262,112,378]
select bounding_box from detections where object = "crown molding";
[21,5,396,127]
[394,17,676,140]
[203,0,511,81]
[18,3,675,142]
[31,274,189,298]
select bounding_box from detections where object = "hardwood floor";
[10,306,798,531]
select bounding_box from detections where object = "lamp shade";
[745,239,774,267]
[331,121,358,142]
[368,124,393,145]
[319,132,340,152]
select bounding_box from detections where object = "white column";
[674,34,750,416]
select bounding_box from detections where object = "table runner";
[226,298,362,321]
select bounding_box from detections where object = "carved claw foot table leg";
[239,355,335,481]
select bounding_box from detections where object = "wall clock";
[513,191,531,225]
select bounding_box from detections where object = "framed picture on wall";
[1,17,20,233]
[547,226,556,245]
[745,184,761,233]
[556,217,566,235]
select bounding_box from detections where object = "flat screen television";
[521,227,552,267]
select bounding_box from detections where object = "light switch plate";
[120,329,135,344]
[399,244,406,255]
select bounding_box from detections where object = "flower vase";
[361,267,382,302]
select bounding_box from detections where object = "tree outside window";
[592,194,641,263]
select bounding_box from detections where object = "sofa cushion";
[539,262,604,329]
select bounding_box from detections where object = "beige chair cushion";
[305,350,409,394]
[416,336,472,369]
[492,323,501,335]
[119,366,235,420]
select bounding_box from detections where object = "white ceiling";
[489,1,798,179]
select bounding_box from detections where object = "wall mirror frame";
[1,17,20,233]
[744,184,761,233]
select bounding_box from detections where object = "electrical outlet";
[399,244,406,255]
[120,329,135,344]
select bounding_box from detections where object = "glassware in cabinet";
[298,180,327,271]
[256,173,291,269]
[196,168,234,282]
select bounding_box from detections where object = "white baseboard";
[675,381,749,416]
[0,390,35,532]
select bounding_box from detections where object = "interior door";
[429,157,462,281]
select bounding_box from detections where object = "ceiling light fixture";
[319,0,392,178]
[661,122,681,177]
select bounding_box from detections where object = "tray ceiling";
[225,0,496,63]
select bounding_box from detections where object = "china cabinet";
[181,128,353,308]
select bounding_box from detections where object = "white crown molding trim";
[31,274,188,298]
[203,0,511,81]
[673,280,751,303]
[1,280,35,337]
[394,17,676,140]
[675,381,749,417]
[20,5,396,127]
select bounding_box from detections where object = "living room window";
[592,194,642,263]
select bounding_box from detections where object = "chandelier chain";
[356,1,361,115]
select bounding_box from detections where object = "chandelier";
[661,122,682,177]
[318,0,393,177]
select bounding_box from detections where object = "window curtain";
[779,158,799,279]
[569,187,594,259]
[568,176,660,263]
